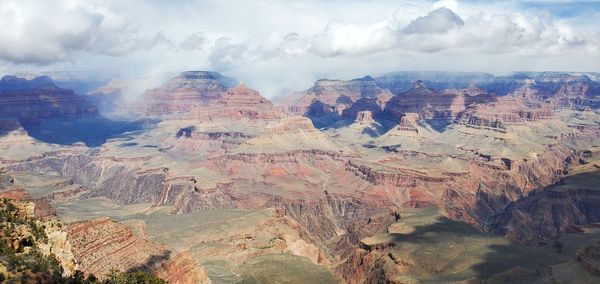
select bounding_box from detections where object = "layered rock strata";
[142,72,282,120]
[0,76,97,124]
[66,217,209,282]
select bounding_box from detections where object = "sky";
[0,0,599,97]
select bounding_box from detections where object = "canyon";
[1,70,600,283]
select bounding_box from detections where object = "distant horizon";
[4,68,600,81]
[3,68,599,101]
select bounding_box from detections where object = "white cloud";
[0,0,598,98]
[179,33,207,51]
[404,7,464,34]
[0,0,172,64]
[208,37,250,70]
[310,20,398,57]
[302,4,598,56]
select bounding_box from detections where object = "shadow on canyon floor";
[386,216,570,282]
[423,119,452,132]
[125,250,171,274]
[0,121,20,136]
[21,116,154,147]
[237,254,341,284]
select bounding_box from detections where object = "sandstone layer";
[66,217,210,282]
[141,71,282,121]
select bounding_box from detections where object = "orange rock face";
[454,87,555,131]
[66,218,209,282]
[154,251,210,284]
[141,71,282,120]
[66,217,170,277]
[383,81,496,122]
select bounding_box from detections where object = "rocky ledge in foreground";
[0,171,209,283]
[66,217,210,283]
[0,197,174,283]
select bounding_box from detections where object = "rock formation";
[488,165,600,243]
[66,217,209,282]
[0,76,97,124]
[141,71,282,120]
[278,76,393,127]
[154,250,211,284]
[353,111,375,125]
[394,113,420,134]
[3,70,600,283]
[341,97,385,123]
[382,80,496,123]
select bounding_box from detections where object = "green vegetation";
[0,198,87,282]
[238,254,341,284]
[103,270,167,284]
[0,198,165,283]
[256,236,285,249]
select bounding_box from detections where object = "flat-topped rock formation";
[550,79,600,110]
[142,71,282,120]
[375,71,496,94]
[277,76,393,127]
[232,116,343,153]
[0,76,97,123]
[142,71,230,114]
[309,76,392,106]
[341,97,385,123]
[442,83,487,97]
[284,72,600,131]
[454,93,554,132]
[162,71,232,91]
[0,75,144,147]
[382,80,497,123]
[0,75,55,90]
[397,113,420,133]
[353,111,375,125]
